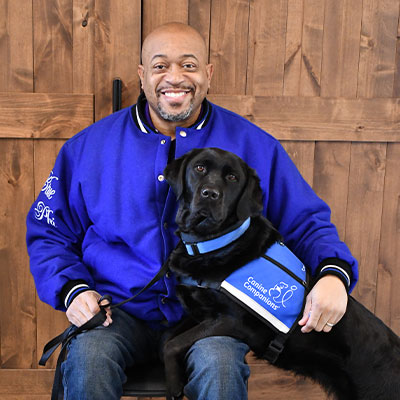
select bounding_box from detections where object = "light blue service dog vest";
[220,242,308,334]
[181,218,309,335]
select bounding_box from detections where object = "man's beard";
[157,101,194,122]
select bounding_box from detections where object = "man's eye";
[154,65,166,70]
[227,174,237,182]
[195,165,206,173]
[183,63,196,69]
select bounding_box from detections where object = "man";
[27,23,357,399]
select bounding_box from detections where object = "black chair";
[122,362,167,397]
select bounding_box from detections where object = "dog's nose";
[201,187,220,200]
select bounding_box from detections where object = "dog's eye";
[226,174,238,182]
[195,165,206,173]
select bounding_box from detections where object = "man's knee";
[188,336,249,369]
[184,336,250,400]
[63,327,127,380]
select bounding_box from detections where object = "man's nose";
[165,65,184,85]
[201,186,221,200]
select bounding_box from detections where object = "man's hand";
[66,290,113,327]
[298,275,348,333]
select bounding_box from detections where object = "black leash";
[39,261,170,400]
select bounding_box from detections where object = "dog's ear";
[164,148,202,199]
[236,165,264,220]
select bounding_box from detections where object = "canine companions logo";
[268,282,298,308]
[41,171,59,200]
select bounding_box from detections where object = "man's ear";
[206,63,214,89]
[236,165,264,220]
[164,148,202,199]
[138,65,144,88]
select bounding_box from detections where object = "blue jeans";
[61,308,250,399]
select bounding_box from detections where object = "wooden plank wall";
[0,0,399,399]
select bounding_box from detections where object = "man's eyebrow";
[182,54,199,61]
[151,54,167,62]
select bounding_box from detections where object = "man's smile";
[158,89,193,105]
[162,90,191,98]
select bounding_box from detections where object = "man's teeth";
[164,92,187,98]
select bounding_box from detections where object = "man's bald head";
[141,23,208,66]
[138,23,213,137]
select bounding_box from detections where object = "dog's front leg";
[163,315,243,400]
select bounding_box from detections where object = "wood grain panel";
[209,0,250,94]
[73,0,95,93]
[95,0,141,120]
[281,0,308,182]
[375,143,400,335]
[248,364,327,399]
[0,0,33,92]
[358,0,400,98]
[299,0,325,96]
[313,142,351,240]
[345,143,387,311]
[283,0,304,96]
[0,139,36,368]
[189,0,211,56]
[33,0,73,93]
[281,141,315,187]
[0,369,53,395]
[320,0,362,98]
[317,0,361,242]
[207,95,400,142]
[0,93,93,139]
[353,0,398,320]
[0,397,50,400]
[142,0,189,41]
[394,9,400,97]
[247,0,288,96]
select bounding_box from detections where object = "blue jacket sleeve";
[266,142,358,292]
[26,140,93,310]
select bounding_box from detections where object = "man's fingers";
[301,307,320,333]
[298,296,312,326]
[103,309,113,327]
[68,308,93,327]
[66,291,113,327]
[66,290,106,327]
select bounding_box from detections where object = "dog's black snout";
[201,187,221,200]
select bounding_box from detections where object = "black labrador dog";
[163,147,400,400]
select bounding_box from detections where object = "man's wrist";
[316,258,352,292]
[61,280,91,308]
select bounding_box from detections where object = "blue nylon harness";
[180,218,309,362]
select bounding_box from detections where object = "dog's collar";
[181,217,251,256]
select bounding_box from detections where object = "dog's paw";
[166,390,184,400]
[166,379,185,400]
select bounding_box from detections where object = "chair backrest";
[122,362,167,397]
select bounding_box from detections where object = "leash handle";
[98,294,112,308]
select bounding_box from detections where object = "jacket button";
[161,139,166,145]
[161,297,167,304]
[158,175,165,182]
[179,131,187,137]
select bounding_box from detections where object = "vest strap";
[263,334,287,364]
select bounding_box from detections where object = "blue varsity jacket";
[26,94,358,329]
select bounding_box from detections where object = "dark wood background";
[1,0,399,398]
